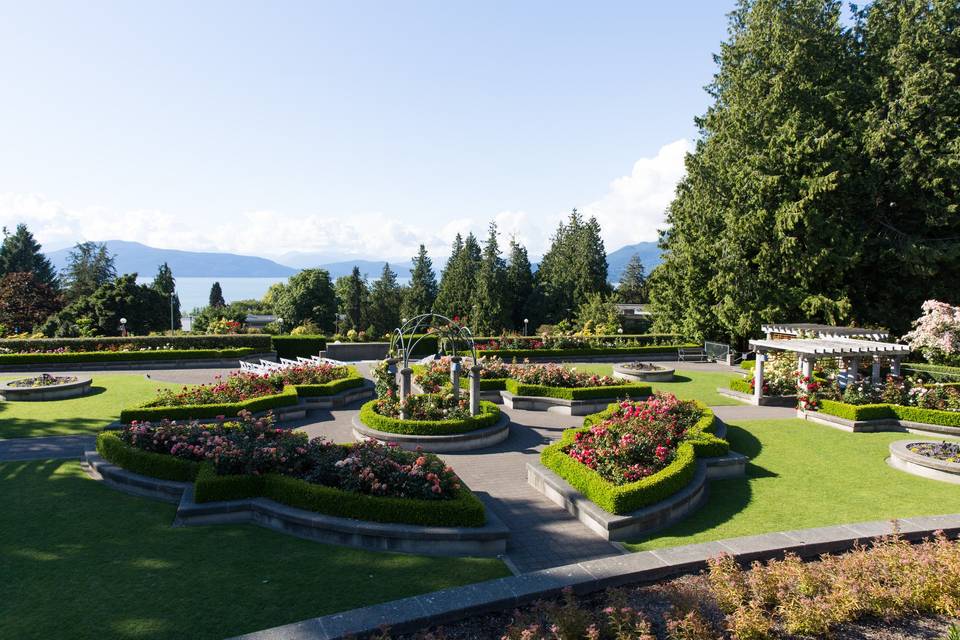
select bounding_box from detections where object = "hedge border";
[358,398,501,436]
[477,343,698,360]
[0,334,271,352]
[97,434,485,527]
[504,379,651,401]
[818,399,960,427]
[0,348,258,365]
[271,335,327,360]
[292,370,366,397]
[540,402,727,514]
[728,378,753,394]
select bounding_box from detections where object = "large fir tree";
[433,233,481,322]
[367,262,403,336]
[60,241,117,302]
[401,244,438,320]
[335,266,369,332]
[471,222,508,334]
[616,255,647,304]
[504,238,535,330]
[536,209,609,323]
[208,281,226,308]
[152,262,181,331]
[0,224,58,288]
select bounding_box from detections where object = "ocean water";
[136,276,286,313]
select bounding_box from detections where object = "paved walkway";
[0,434,96,461]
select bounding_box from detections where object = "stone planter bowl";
[612,363,676,382]
[889,440,960,485]
[0,375,93,401]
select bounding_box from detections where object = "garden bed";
[888,440,960,485]
[501,378,651,416]
[0,348,270,371]
[0,374,92,401]
[355,397,508,451]
[802,399,960,436]
[611,362,676,382]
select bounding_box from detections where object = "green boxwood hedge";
[817,399,960,427]
[0,347,258,365]
[504,378,651,401]
[270,335,327,359]
[293,369,366,397]
[96,432,200,482]
[478,343,697,360]
[0,334,272,352]
[902,362,960,381]
[358,398,502,436]
[540,403,727,514]
[120,386,300,423]
[193,464,486,527]
[728,377,753,394]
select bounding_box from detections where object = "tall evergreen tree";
[616,255,647,303]
[208,281,226,308]
[504,238,535,330]
[335,266,369,332]
[433,233,481,322]
[60,241,117,301]
[401,244,438,320]
[536,209,610,323]
[471,222,508,334]
[367,262,403,336]
[0,224,58,288]
[42,273,168,337]
[152,262,182,331]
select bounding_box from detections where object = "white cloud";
[582,138,691,247]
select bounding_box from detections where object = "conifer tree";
[536,209,610,323]
[335,266,369,332]
[61,241,117,302]
[616,255,646,304]
[471,222,508,334]
[433,232,481,323]
[152,262,181,331]
[401,244,438,320]
[504,237,535,330]
[208,281,226,308]
[0,224,58,288]
[367,262,402,336]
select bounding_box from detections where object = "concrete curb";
[500,391,647,416]
[351,413,511,452]
[83,451,510,557]
[611,365,676,382]
[0,375,93,401]
[230,514,960,640]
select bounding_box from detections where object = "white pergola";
[760,323,889,341]
[747,336,911,401]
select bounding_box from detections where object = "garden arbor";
[748,333,911,403]
[388,313,482,416]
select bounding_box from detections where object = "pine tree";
[536,209,610,323]
[335,266,369,332]
[60,241,117,301]
[504,238,535,331]
[152,262,182,331]
[0,224,58,288]
[367,262,403,336]
[401,244,438,320]
[471,222,508,334]
[208,281,226,308]
[616,255,646,303]
[433,233,481,323]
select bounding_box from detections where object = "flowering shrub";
[506,363,620,389]
[904,300,960,366]
[206,318,243,334]
[374,390,471,421]
[119,412,461,499]
[564,393,702,485]
[475,334,677,352]
[414,356,512,392]
[148,363,352,406]
[837,375,960,412]
[371,359,398,399]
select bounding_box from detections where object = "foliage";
[505,362,621,389]
[0,223,58,288]
[0,271,62,334]
[413,355,511,393]
[97,431,201,482]
[433,232,481,321]
[575,292,622,335]
[40,273,170,337]
[359,397,501,436]
[269,334,326,359]
[366,262,402,336]
[371,359,399,399]
[271,268,338,333]
[374,390,471,421]
[60,241,116,301]
[818,398,960,428]
[908,441,960,464]
[536,209,610,324]
[189,299,259,332]
[290,320,321,335]
[151,262,181,331]
[504,237,535,331]
[0,333,271,352]
[206,317,242,334]
[208,281,225,308]
[904,300,960,366]
[335,265,369,332]
[401,244,438,320]
[616,254,647,304]
[470,222,508,334]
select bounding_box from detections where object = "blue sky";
[0,1,731,262]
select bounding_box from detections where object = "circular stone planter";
[612,363,675,382]
[0,375,93,401]
[888,440,960,485]
[352,413,510,452]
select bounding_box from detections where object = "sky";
[0,1,731,263]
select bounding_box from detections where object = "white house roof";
[761,323,889,340]
[749,337,910,357]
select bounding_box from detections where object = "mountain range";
[45,239,661,282]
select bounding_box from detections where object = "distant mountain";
[46,240,298,278]
[606,242,662,283]
[315,259,415,281]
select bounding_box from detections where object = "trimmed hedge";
[728,377,753,394]
[478,343,698,360]
[271,335,327,359]
[0,348,258,365]
[96,432,200,482]
[193,464,486,527]
[358,399,502,436]
[293,368,366,397]
[0,334,272,352]
[504,378,651,401]
[98,435,485,527]
[474,333,684,344]
[818,399,960,427]
[540,402,727,514]
[120,386,300,423]
[902,362,960,380]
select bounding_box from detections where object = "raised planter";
[83,451,508,557]
[527,450,747,541]
[798,408,960,438]
[888,440,960,485]
[717,386,797,407]
[0,351,276,372]
[0,375,93,401]
[612,363,676,382]
[501,390,647,416]
[321,342,390,361]
[352,412,511,452]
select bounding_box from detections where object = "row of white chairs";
[239,355,347,374]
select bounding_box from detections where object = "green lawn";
[0,460,511,640]
[0,374,178,439]
[626,419,960,551]
[568,364,742,406]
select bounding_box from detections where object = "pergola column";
[871,358,882,384]
[754,354,766,403]
[449,356,462,397]
[890,356,902,378]
[399,366,413,402]
[469,365,482,416]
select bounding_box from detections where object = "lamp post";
[523,318,529,336]
[120,317,127,337]
[276,317,283,334]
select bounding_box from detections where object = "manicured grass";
[625,419,960,551]
[0,460,511,640]
[0,374,179,439]
[567,364,742,406]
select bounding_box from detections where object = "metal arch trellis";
[390,313,478,369]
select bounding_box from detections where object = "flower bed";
[908,441,960,463]
[474,343,698,360]
[120,365,364,422]
[0,334,272,353]
[0,347,259,365]
[540,394,727,514]
[413,356,511,393]
[475,333,683,351]
[96,413,485,527]
[503,365,650,401]
[6,373,77,387]
[359,394,501,436]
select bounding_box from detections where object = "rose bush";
[373,390,471,421]
[506,363,620,389]
[414,355,511,393]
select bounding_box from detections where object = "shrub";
[359,398,501,435]
[270,335,327,359]
[96,432,200,482]
[0,334,271,353]
[0,348,257,365]
[904,300,960,366]
[120,387,299,423]
[817,398,960,427]
[475,343,697,360]
[729,377,753,394]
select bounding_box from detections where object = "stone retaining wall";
[799,408,960,438]
[351,413,511,453]
[500,391,625,416]
[0,376,92,401]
